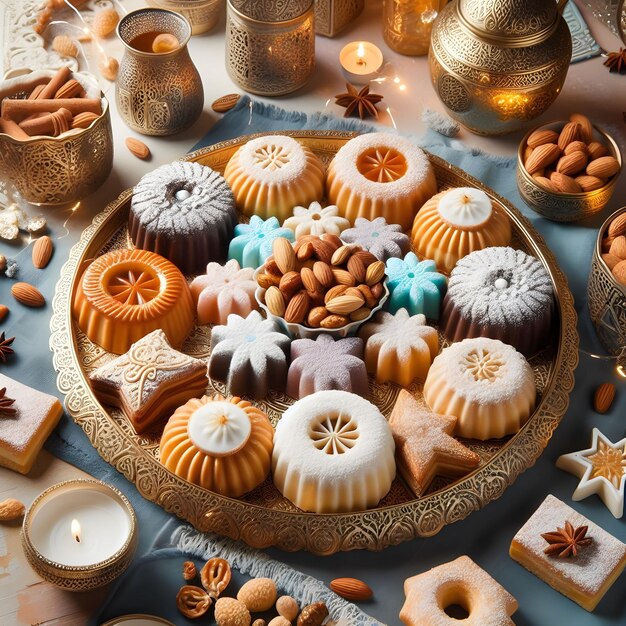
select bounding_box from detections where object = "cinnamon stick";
[19,108,72,137]
[36,65,72,100]
[28,84,46,99]
[2,98,101,121]
[0,117,30,140]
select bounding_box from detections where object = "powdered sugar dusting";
[283,202,350,238]
[236,135,310,183]
[341,216,410,261]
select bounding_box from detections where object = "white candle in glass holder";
[340,41,384,84]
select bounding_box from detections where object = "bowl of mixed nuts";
[255,234,389,339]
[516,113,622,222]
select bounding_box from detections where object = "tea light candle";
[22,479,137,590]
[340,41,384,84]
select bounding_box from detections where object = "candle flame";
[71,518,81,543]
[357,42,365,59]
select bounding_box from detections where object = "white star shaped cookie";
[556,428,626,518]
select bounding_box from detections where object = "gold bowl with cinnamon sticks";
[0,67,113,205]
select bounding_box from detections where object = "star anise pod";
[335,83,384,120]
[604,48,626,74]
[541,520,592,557]
[0,387,16,417]
[0,332,15,363]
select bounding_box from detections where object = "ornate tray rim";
[50,130,579,555]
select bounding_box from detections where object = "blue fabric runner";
[5,95,623,625]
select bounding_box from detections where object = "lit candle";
[22,479,137,590]
[339,41,384,85]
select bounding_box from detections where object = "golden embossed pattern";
[315,0,364,37]
[50,131,579,555]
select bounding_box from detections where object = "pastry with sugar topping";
[0,373,63,474]
[209,311,290,399]
[228,215,294,269]
[89,329,207,434]
[326,132,437,231]
[190,259,258,325]
[389,390,480,496]
[282,201,349,239]
[441,246,554,356]
[423,337,536,440]
[510,494,626,611]
[411,187,511,274]
[159,394,273,497]
[129,160,238,274]
[358,309,438,386]
[340,216,411,262]
[556,428,626,518]
[224,135,325,221]
[400,555,518,626]
[272,390,396,513]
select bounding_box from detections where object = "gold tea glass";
[116,8,203,136]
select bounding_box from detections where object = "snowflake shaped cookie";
[228,215,294,269]
[358,308,438,386]
[557,428,626,518]
[282,201,350,239]
[385,252,447,319]
[209,310,290,399]
[286,334,368,400]
[341,216,410,261]
[190,259,258,325]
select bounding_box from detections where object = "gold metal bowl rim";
[595,205,626,296]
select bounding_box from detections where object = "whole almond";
[602,236,615,254]
[125,137,150,160]
[587,156,620,179]
[0,305,8,322]
[329,578,373,601]
[534,176,558,192]
[331,245,353,267]
[332,268,356,287]
[92,7,120,37]
[527,128,559,149]
[264,286,285,317]
[609,235,626,259]
[325,284,349,303]
[11,282,45,307]
[296,241,314,262]
[569,113,593,143]
[54,78,82,99]
[273,237,296,274]
[593,382,616,414]
[313,261,335,288]
[347,255,366,283]
[211,94,241,113]
[556,151,587,176]
[0,498,25,521]
[587,141,609,161]
[279,271,302,299]
[32,235,53,269]
[306,288,325,308]
[326,294,365,315]
[365,260,385,286]
[608,213,626,239]
[310,238,334,264]
[357,284,378,308]
[320,233,343,250]
[564,140,588,156]
[524,145,533,162]
[284,291,309,324]
[557,121,581,150]
[350,306,372,322]
[524,143,560,174]
[320,314,349,329]
[602,253,622,270]
[300,266,321,293]
[575,175,605,192]
[352,250,378,267]
[307,306,328,328]
[612,260,626,285]
[71,111,99,129]
[371,282,384,299]
[550,172,582,194]
[264,259,282,277]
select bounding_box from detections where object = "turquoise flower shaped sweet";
[385,252,447,319]
[228,215,295,269]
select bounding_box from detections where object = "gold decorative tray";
[50,131,579,555]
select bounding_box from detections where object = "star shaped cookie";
[401,556,518,626]
[389,390,480,496]
[556,428,626,518]
[89,329,207,434]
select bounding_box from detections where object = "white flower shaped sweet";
[282,201,350,239]
[190,260,258,325]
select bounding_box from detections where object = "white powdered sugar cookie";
[340,216,410,262]
[282,201,350,239]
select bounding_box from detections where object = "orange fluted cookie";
[159,394,274,497]
[326,132,437,231]
[73,248,194,354]
[411,187,511,274]
[224,135,325,221]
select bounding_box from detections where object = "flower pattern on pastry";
[358,309,438,386]
[190,260,258,326]
[282,202,350,239]
[340,216,411,262]
[89,329,207,434]
[228,216,294,269]
[286,334,368,400]
[385,252,447,319]
[556,428,626,518]
[209,311,290,399]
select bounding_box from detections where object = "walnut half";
[176,585,212,619]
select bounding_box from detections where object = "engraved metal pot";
[316,0,364,37]
[225,0,315,96]
[429,0,572,135]
[116,9,203,136]
[588,206,626,355]
[149,0,225,34]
